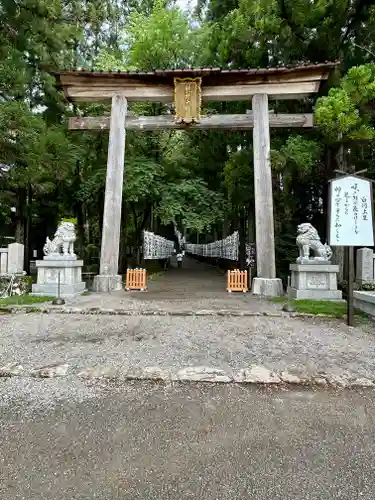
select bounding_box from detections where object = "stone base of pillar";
[93,274,123,292]
[252,277,283,297]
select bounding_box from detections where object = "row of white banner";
[143,231,175,260]
[185,232,239,261]
[143,230,256,264]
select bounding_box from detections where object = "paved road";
[1,379,375,499]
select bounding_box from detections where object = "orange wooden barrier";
[227,269,248,293]
[125,268,147,291]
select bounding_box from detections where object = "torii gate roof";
[54,61,338,103]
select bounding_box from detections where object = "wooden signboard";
[173,77,202,124]
[328,174,375,326]
[328,175,374,247]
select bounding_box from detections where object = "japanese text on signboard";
[329,176,374,247]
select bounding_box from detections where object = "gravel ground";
[1,379,375,500]
[59,291,279,313]
[1,312,374,378]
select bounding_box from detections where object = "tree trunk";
[83,205,90,244]
[24,184,32,274]
[222,214,229,238]
[15,188,26,244]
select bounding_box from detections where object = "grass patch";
[0,295,55,306]
[270,297,367,319]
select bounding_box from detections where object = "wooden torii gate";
[55,62,337,296]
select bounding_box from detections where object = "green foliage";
[94,4,225,238]
[0,101,78,200]
[315,64,375,142]
[205,0,375,67]
[125,157,164,204]
[156,178,225,231]
[278,136,322,173]
[2,0,375,277]
[96,0,211,71]
[224,148,254,207]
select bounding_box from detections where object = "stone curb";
[1,363,374,388]
[0,305,342,319]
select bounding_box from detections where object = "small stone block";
[252,278,283,297]
[353,291,375,318]
[356,247,374,282]
[93,274,123,292]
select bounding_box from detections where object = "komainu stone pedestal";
[287,264,342,300]
[32,256,86,298]
[32,221,86,298]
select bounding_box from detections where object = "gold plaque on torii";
[173,77,202,124]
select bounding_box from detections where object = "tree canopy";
[1,0,375,278]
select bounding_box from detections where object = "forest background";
[1,0,375,282]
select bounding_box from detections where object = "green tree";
[315,64,375,143]
[96,0,211,70]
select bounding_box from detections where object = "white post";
[7,242,24,274]
[252,93,282,297]
[94,95,127,292]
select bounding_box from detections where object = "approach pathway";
[62,256,275,313]
[145,256,236,299]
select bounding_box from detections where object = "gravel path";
[58,291,278,313]
[1,380,375,500]
[54,258,279,313]
[1,313,374,378]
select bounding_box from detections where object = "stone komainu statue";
[296,223,332,263]
[43,221,76,257]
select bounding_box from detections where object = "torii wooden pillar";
[252,93,279,294]
[56,63,336,295]
[98,95,127,290]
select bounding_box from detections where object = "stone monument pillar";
[356,247,375,284]
[32,221,86,298]
[7,242,24,274]
[287,223,342,300]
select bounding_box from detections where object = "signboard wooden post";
[328,174,375,325]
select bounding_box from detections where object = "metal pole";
[52,270,65,305]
